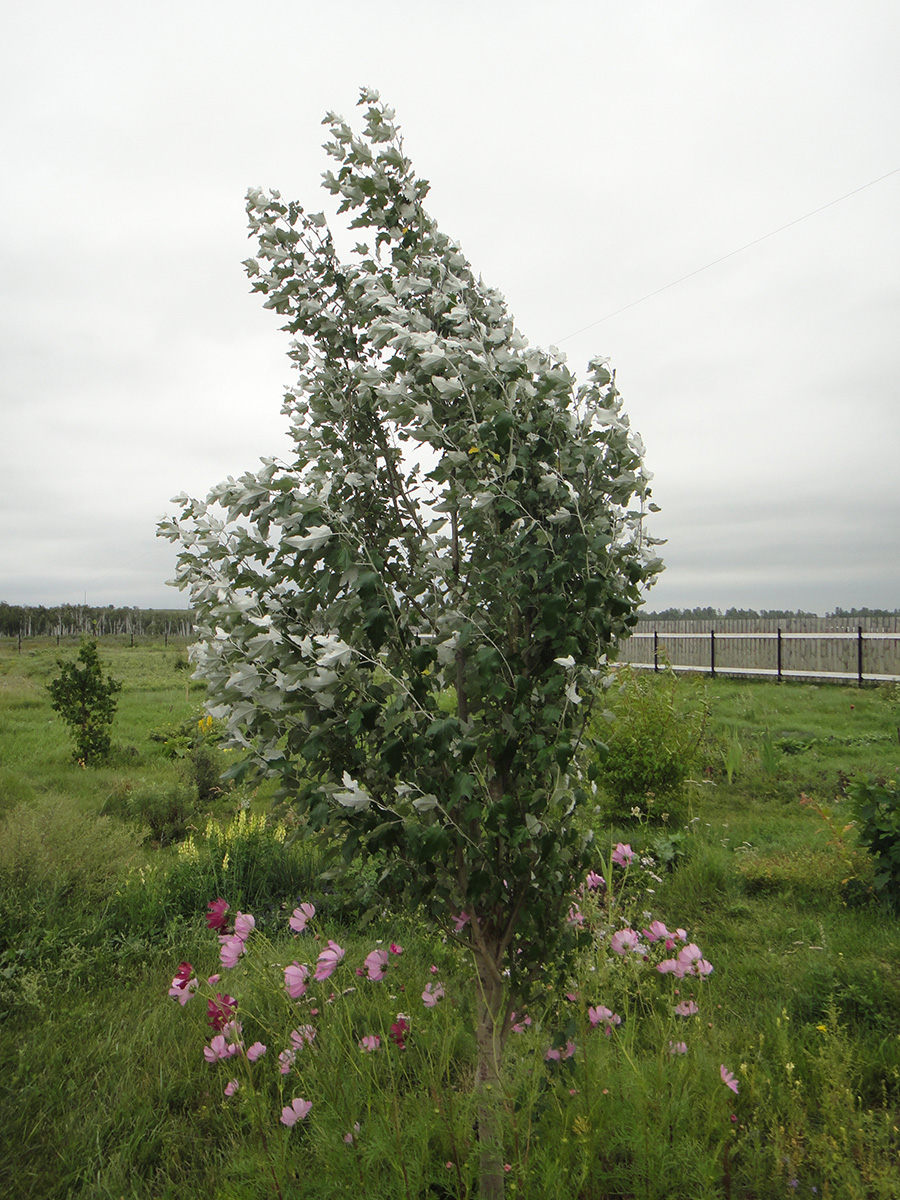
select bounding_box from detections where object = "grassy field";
[1,639,900,1198]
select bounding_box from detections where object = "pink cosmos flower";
[389,1016,409,1049]
[586,870,605,890]
[566,905,585,928]
[452,911,470,933]
[233,911,256,940]
[642,920,672,943]
[290,1025,317,1049]
[359,1035,380,1052]
[168,962,197,1005]
[204,1035,239,1063]
[206,898,229,930]
[363,949,389,981]
[611,928,642,956]
[545,1041,576,1062]
[285,962,310,999]
[344,1122,361,1144]
[289,902,316,934]
[429,964,439,974]
[720,1065,739,1094]
[281,1097,312,1127]
[314,940,345,981]
[389,942,403,955]
[588,1005,620,1028]
[677,944,713,978]
[224,1079,239,1096]
[668,1041,688,1055]
[246,1042,266,1062]
[219,934,245,970]
[422,982,445,1007]
[278,1049,295,1074]
[510,1013,532,1033]
[207,993,237,1032]
[674,1000,699,1017]
[611,842,634,867]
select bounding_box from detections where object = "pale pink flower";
[363,949,389,981]
[204,1035,239,1063]
[510,1013,531,1033]
[720,1065,739,1094]
[429,964,439,974]
[219,934,245,970]
[359,1035,380,1052]
[674,1000,699,1017]
[642,920,672,942]
[566,905,584,928]
[168,962,198,1005]
[290,1025,317,1049]
[668,1041,688,1055]
[281,1097,312,1126]
[224,1078,239,1096]
[656,958,680,976]
[278,1049,295,1074]
[611,842,634,867]
[246,1041,267,1062]
[344,1122,361,1144]
[586,870,605,890]
[422,982,445,1007]
[611,928,642,956]
[452,911,470,933]
[285,961,310,999]
[677,944,713,977]
[314,940,345,981]
[233,911,256,940]
[289,902,316,934]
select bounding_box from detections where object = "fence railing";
[619,626,900,684]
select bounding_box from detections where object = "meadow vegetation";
[2,638,900,1197]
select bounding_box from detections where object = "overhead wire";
[554,166,900,344]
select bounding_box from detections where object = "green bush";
[46,639,121,764]
[591,666,708,824]
[847,774,900,910]
[102,780,198,846]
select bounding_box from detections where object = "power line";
[556,166,900,343]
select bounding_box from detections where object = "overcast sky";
[2,1,898,615]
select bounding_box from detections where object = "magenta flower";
[586,870,605,890]
[422,982,445,1007]
[610,928,642,956]
[389,1016,409,1049]
[168,962,197,1005]
[363,949,389,981]
[668,1041,688,1055]
[611,842,634,867]
[246,1041,267,1062]
[674,1000,699,1017]
[206,898,229,930]
[389,942,403,955]
[359,1035,380,1052]
[289,902,316,934]
[720,1065,739,1094]
[285,961,310,999]
[207,993,237,1032]
[314,940,345,981]
[281,1097,312,1127]
[234,911,256,940]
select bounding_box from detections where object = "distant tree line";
[638,605,900,621]
[0,602,194,639]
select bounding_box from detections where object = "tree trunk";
[474,953,506,1200]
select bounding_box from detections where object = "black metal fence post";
[710,630,716,679]
[858,626,864,686]
[653,630,659,673]
[777,628,782,682]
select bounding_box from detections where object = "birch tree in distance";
[160,88,662,1196]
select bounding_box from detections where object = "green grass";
[2,644,900,1197]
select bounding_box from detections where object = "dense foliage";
[47,639,122,764]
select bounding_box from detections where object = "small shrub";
[592,667,708,823]
[47,639,122,764]
[846,774,900,910]
[102,780,198,845]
